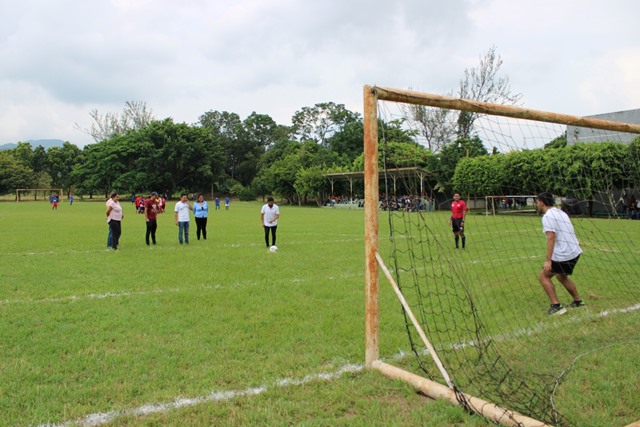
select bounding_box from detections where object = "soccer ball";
[269,245,278,252]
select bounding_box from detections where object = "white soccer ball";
[269,245,278,252]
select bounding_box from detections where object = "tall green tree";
[135,119,221,194]
[430,136,489,194]
[11,142,34,167]
[291,102,360,146]
[46,142,83,195]
[0,151,34,194]
[31,145,48,174]
[199,110,253,185]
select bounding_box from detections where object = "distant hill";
[0,139,68,151]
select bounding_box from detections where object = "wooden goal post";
[362,85,640,426]
[16,188,64,202]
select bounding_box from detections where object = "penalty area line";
[42,363,363,427]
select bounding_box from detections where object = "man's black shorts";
[551,255,580,276]
[451,217,464,233]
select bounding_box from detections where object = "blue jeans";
[178,221,190,244]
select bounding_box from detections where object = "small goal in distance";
[16,188,64,202]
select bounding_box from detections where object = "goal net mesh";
[373,88,640,426]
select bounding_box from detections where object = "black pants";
[264,225,277,247]
[195,217,207,240]
[146,219,157,244]
[109,220,121,249]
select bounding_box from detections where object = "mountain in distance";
[0,139,69,151]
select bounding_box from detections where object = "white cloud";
[1,0,639,147]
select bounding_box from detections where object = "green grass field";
[0,200,638,426]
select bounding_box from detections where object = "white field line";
[40,301,640,427]
[0,285,219,306]
[41,364,364,427]
[0,274,345,306]
[2,236,363,257]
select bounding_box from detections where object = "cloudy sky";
[1,0,639,148]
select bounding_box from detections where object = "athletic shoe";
[547,305,566,316]
[567,300,586,308]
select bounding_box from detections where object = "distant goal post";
[484,195,538,215]
[16,188,64,202]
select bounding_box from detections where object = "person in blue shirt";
[225,196,231,210]
[193,193,209,240]
[215,197,220,210]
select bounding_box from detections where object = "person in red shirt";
[144,192,159,245]
[449,193,467,249]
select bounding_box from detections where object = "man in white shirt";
[261,197,280,249]
[174,193,192,245]
[536,192,585,316]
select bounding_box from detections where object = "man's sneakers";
[547,300,586,316]
[567,300,586,308]
[547,304,567,316]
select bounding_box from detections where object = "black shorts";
[451,218,464,233]
[551,255,580,276]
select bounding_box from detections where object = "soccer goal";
[16,188,64,202]
[364,86,640,426]
[484,195,538,216]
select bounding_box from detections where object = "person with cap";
[145,192,159,245]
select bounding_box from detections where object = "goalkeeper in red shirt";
[449,193,467,249]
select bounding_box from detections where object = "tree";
[403,93,456,153]
[430,136,489,194]
[136,119,220,194]
[452,155,507,197]
[294,165,330,206]
[257,140,339,205]
[457,45,522,138]
[0,151,34,194]
[325,118,364,163]
[46,142,83,195]
[77,101,155,142]
[11,142,33,167]
[291,102,360,146]
[30,145,48,173]
[71,139,132,198]
[199,110,248,184]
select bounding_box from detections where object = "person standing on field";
[106,195,113,247]
[225,196,231,210]
[106,192,123,250]
[449,193,466,249]
[145,192,159,245]
[261,197,280,249]
[174,193,192,245]
[193,193,209,240]
[536,192,585,316]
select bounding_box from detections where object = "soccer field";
[0,200,638,426]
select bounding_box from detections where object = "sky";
[1,0,639,148]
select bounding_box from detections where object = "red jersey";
[451,200,466,219]
[145,198,158,220]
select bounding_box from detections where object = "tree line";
[3,46,637,204]
[4,106,638,205]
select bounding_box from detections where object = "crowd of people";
[620,193,640,219]
[379,194,435,212]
